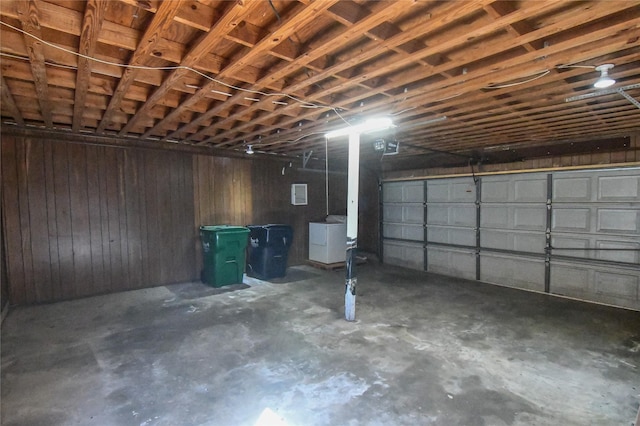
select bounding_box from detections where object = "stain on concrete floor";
[2,263,639,425]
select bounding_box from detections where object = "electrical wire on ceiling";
[0,20,331,110]
[484,69,550,89]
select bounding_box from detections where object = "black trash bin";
[246,224,293,280]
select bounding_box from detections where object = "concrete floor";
[2,262,639,426]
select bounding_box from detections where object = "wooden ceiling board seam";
[97,0,185,133]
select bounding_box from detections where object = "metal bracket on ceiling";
[565,83,640,109]
[302,150,313,168]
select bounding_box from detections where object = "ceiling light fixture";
[246,144,254,154]
[325,117,394,139]
[244,97,260,102]
[594,64,615,88]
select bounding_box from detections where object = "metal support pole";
[345,132,360,321]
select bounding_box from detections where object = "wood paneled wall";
[1,135,195,304]
[192,155,253,276]
[2,134,381,305]
[1,142,7,316]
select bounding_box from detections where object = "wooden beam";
[485,2,544,52]
[96,0,185,133]
[72,0,106,132]
[120,0,262,138]
[1,75,25,126]
[161,0,341,141]
[16,0,52,127]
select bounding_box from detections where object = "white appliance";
[309,222,347,264]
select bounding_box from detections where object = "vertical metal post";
[345,132,360,321]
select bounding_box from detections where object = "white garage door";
[381,167,640,310]
[549,169,640,310]
[381,180,424,270]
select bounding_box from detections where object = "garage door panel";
[427,247,475,279]
[551,262,640,310]
[553,169,640,203]
[481,229,545,253]
[598,175,639,201]
[383,223,424,241]
[596,208,639,234]
[427,204,475,227]
[552,205,640,235]
[384,241,424,270]
[552,234,640,263]
[553,177,592,202]
[480,253,545,292]
[552,208,590,232]
[482,205,546,231]
[482,174,547,203]
[428,226,475,246]
[383,181,424,203]
[384,204,423,224]
[427,179,476,203]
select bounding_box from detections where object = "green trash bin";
[199,225,250,287]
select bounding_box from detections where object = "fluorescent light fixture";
[244,97,260,102]
[211,89,232,97]
[594,64,615,88]
[185,84,200,89]
[272,101,288,106]
[325,117,394,139]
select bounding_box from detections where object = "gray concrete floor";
[2,262,640,426]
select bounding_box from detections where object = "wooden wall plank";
[25,139,52,302]
[68,143,93,297]
[85,145,106,294]
[15,138,35,303]
[52,141,75,300]
[95,145,112,293]
[43,142,61,298]
[123,149,142,289]
[1,136,26,304]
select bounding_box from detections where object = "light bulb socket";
[594,64,615,88]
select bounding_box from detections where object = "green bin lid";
[200,225,249,233]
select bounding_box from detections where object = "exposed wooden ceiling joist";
[0,0,638,169]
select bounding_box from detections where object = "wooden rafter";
[15,0,52,127]
[154,0,341,141]
[96,0,185,133]
[72,0,106,132]
[1,75,25,126]
[0,0,638,163]
[121,0,264,137]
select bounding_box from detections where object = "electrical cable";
[0,20,329,110]
[484,70,550,89]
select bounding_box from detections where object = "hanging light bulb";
[594,64,615,88]
[246,144,254,154]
